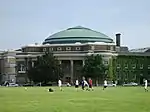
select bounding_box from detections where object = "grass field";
[0,86,149,112]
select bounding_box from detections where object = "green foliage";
[108,58,113,80]
[28,52,63,83]
[82,54,106,79]
[112,57,117,80]
[112,55,150,83]
[0,74,2,83]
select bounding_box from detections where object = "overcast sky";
[0,0,150,50]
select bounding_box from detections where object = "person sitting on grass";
[49,88,54,92]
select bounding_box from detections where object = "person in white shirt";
[84,80,89,91]
[144,79,148,92]
[75,79,79,91]
[103,79,108,90]
[84,80,89,86]
[58,79,62,91]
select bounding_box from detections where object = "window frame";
[43,48,47,52]
[57,47,62,51]
[66,47,71,51]
[75,47,81,50]
[49,47,53,51]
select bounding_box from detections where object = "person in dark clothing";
[81,80,85,90]
[49,88,54,92]
[82,76,85,90]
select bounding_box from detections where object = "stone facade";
[0,43,116,84]
[0,43,150,84]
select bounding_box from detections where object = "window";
[29,48,33,52]
[110,46,114,51]
[34,48,38,52]
[133,74,136,80]
[43,48,47,52]
[76,47,81,50]
[104,61,108,65]
[31,47,35,52]
[57,47,62,51]
[113,46,116,51]
[117,64,120,69]
[66,47,71,51]
[8,58,16,64]
[116,72,120,79]
[49,47,53,51]
[125,73,128,79]
[140,64,143,69]
[91,46,95,50]
[107,46,110,50]
[132,64,136,69]
[124,63,128,69]
[20,64,25,71]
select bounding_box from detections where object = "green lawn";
[0,86,149,112]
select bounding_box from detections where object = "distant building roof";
[120,46,129,52]
[15,49,22,51]
[130,47,150,53]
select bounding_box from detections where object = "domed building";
[41,26,117,83]
[0,26,150,84]
[43,26,114,44]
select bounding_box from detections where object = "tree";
[27,52,63,84]
[0,74,2,84]
[108,58,114,80]
[82,54,107,82]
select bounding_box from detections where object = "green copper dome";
[43,26,114,44]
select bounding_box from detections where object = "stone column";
[59,60,62,65]
[32,61,34,67]
[20,64,23,71]
[82,60,85,66]
[24,57,28,71]
[70,60,74,84]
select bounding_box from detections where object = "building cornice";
[21,42,116,48]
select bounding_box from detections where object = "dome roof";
[43,26,114,44]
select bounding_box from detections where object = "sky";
[0,0,150,50]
